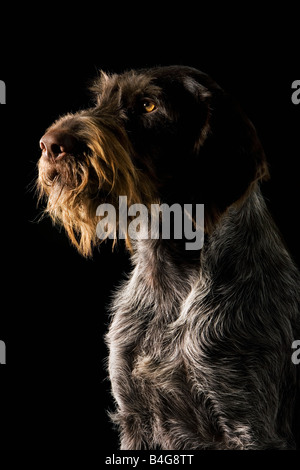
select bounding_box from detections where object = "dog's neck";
[132,187,292,292]
[202,187,289,280]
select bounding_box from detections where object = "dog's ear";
[184,73,269,224]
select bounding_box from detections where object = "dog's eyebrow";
[90,72,119,97]
[136,84,162,98]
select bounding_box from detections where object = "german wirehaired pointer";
[37,66,300,449]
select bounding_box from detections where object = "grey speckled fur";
[107,188,300,449]
[38,66,300,450]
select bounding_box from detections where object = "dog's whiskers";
[36,65,300,450]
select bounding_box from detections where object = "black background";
[0,6,299,451]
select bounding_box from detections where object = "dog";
[37,65,300,449]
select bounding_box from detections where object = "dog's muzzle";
[40,129,82,161]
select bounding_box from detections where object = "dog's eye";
[142,100,157,113]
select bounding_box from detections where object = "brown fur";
[38,112,157,256]
[37,66,299,449]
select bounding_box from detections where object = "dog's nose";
[40,130,78,160]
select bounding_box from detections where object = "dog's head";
[37,65,269,256]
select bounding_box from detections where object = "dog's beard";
[37,115,157,257]
[37,153,99,257]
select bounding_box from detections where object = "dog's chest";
[107,245,203,436]
[131,308,183,381]
[109,260,198,400]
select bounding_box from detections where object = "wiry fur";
[37,66,300,449]
[38,112,157,256]
[107,189,299,449]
